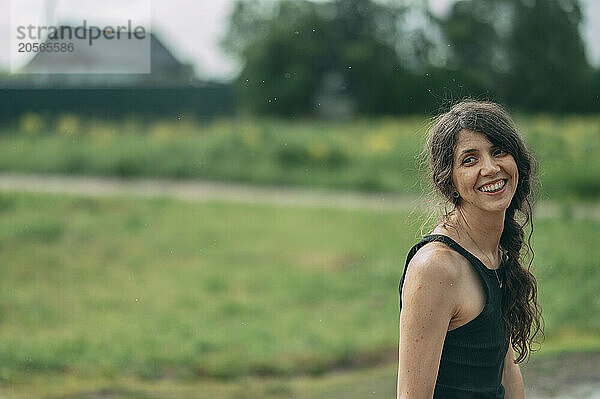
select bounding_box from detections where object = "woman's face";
[451,129,519,214]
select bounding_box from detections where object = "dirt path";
[521,352,600,398]
[0,172,417,211]
[1,173,599,219]
[6,352,598,399]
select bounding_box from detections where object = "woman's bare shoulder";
[400,241,463,325]
[406,240,465,284]
[400,242,470,336]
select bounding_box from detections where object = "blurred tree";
[504,0,594,112]
[222,1,322,115]
[438,0,594,112]
[224,0,596,115]
[222,0,427,116]
[437,0,507,94]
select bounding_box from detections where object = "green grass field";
[1,114,599,199]
[1,191,599,397]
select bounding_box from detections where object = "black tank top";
[399,234,509,399]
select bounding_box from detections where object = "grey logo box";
[10,0,151,74]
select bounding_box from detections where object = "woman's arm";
[397,249,460,399]
[502,342,525,399]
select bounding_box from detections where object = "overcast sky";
[1,0,598,81]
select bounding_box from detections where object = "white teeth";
[479,180,505,192]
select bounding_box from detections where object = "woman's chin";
[462,197,512,214]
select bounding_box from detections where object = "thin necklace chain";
[456,217,503,288]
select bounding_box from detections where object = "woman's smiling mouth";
[478,179,507,193]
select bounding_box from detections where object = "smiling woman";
[452,129,519,214]
[397,100,544,399]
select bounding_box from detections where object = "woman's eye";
[493,148,506,156]
[462,156,475,164]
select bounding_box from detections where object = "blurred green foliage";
[223,0,598,115]
[1,113,599,199]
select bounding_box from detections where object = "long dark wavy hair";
[424,99,544,363]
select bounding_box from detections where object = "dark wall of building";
[0,86,234,121]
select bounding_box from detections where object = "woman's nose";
[481,155,501,175]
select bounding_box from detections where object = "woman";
[397,100,543,398]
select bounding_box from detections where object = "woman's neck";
[449,205,505,259]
